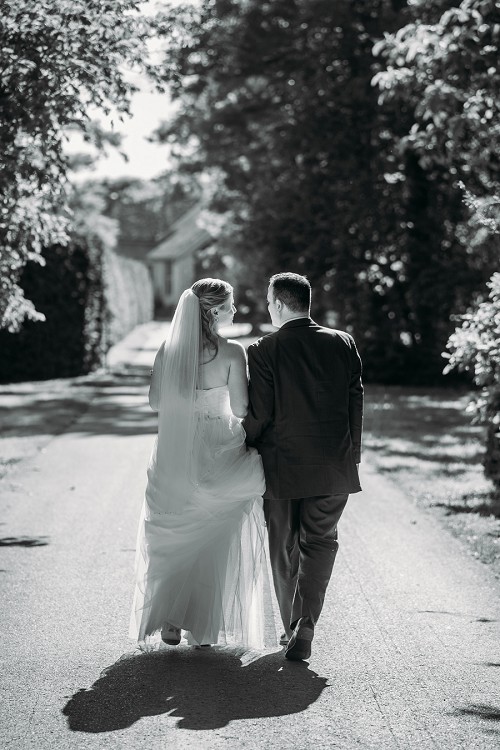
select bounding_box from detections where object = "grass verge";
[364,384,500,578]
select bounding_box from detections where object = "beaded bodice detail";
[195,385,231,418]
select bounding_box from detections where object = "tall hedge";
[0,235,153,383]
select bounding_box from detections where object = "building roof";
[147,202,212,261]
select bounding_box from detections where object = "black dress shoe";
[285,637,312,661]
[285,617,314,661]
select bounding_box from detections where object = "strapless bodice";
[195,385,231,417]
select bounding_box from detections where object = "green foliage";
[0,0,161,332]
[0,238,106,381]
[374,0,500,480]
[154,0,497,383]
[0,231,153,383]
[445,272,500,393]
[370,0,499,381]
[444,182,500,491]
[373,0,499,192]
[0,172,153,382]
[445,272,500,489]
[69,179,156,352]
[155,0,400,320]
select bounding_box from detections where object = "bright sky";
[69,1,188,182]
[69,88,175,182]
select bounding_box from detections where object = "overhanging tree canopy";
[0,0,161,331]
[155,0,400,326]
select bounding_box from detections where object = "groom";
[243,272,363,661]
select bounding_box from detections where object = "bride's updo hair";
[191,277,233,360]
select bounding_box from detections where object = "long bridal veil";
[148,289,201,516]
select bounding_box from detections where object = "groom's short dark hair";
[270,273,311,312]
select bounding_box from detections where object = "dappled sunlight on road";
[70,366,158,438]
[0,365,157,444]
[363,385,493,507]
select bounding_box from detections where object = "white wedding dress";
[129,384,267,648]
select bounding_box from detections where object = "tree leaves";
[154,0,398,330]
[0,0,161,331]
[373,0,500,192]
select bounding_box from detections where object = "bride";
[129,278,267,648]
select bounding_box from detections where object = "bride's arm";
[227,340,249,418]
[148,342,165,411]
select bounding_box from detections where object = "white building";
[147,203,212,310]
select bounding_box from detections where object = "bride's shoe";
[185,631,212,648]
[161,623,182,645]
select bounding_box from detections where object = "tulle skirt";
[129,411,267,648]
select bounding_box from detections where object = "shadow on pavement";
[452,703,500,730]
[0,535,49,547]
[417,610,498,623]
[371,446,483,469]
[62,647,327,732]
[76,394,158,437]
[363,388,486,474]
[0,365,158,439]
[0,398,90,438]
[433,497,500,519]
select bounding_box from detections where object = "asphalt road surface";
[1,323,499,749]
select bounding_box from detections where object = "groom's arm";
[348,337,363,464]
[243,341,274,447]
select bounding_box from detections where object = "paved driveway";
[1,322,499,749]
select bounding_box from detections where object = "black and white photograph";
[1,1,499,748]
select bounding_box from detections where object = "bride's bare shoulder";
[219,337,247,362]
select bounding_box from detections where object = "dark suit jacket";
[243,318,363,500]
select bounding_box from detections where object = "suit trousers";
[264,493,349,633]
